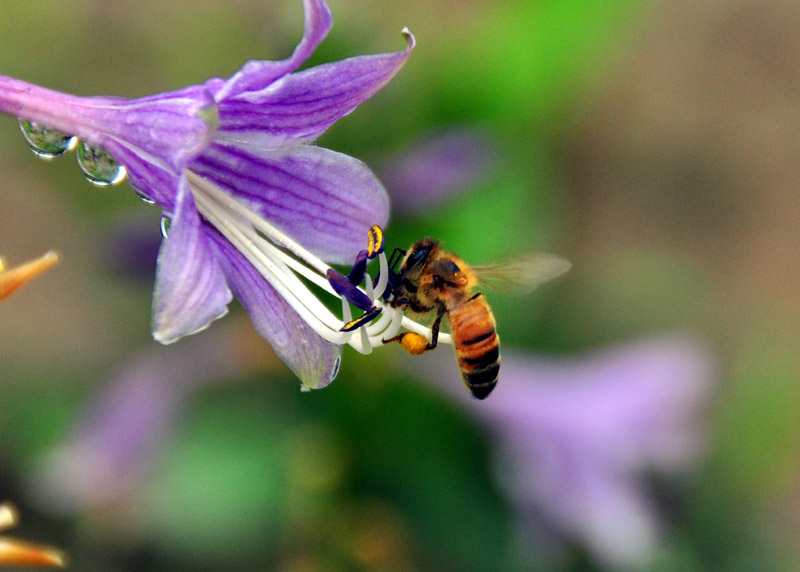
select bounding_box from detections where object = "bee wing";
[474,253,571,295]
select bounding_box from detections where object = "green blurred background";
[2,0,800,570]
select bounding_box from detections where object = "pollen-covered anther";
[341,306,382,332]
[326,268,374,311]
[367,224,385,259]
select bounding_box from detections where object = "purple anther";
[346,250,369,285]
[327,268,373,311]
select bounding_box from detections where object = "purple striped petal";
[152,180,233,344]
[0,77,216,183]
[216,30,415,145]
[95,86,217,170]
[206,229,342,390]
[191,144,389,263]
[123,155,183,210]
[207,0,332,101]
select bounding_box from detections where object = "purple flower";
[378,127,498,215]
[28,326,247,513]
[0,0,414,389]
[416,335,714,569]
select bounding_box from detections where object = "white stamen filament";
[365,305,394,336]
[188,172,330,275]
[363,272,374,300]
[368,306,404,346]
[187,173,452,355]
[374,252,389,302]
[193,190,355,347]
[341,298,354,325]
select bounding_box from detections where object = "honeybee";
[383,238,570,399]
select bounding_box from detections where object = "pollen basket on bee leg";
[400,332,430,354]
[383,331,429,355]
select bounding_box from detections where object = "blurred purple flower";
[29,327,246,513]
[101,217,163,279]
[0,0,414,389]
[416,335,714,569]
[378,127,497,215]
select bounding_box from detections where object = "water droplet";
[134,189,155,204]
[76,141,126,186]
[18,120,76,159]
[160,216,172,238]
[329,356,342,382]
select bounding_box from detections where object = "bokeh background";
[2,0,800,570]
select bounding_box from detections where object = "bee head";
[429,257,465,289]
[402,238,439,276]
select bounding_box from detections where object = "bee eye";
[441,259,460,277]
[405,247,430,270]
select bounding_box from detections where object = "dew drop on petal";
[76,141,127,186]
[18,119,76,159]
[329,356,342,383]
[134,189,156,204]
[160,216,172,238]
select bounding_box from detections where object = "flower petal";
[101,86,218,208]
[152,179,232,344]
[93,86,217,171]
[206,229,342,390]
[124,156,186,210]
[208,0,333,101]
[191,144,389,263]
[215,29,415,146]
[0,77,216,182]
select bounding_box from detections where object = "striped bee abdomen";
[449,293,500,399]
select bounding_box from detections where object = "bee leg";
[382,294,422,350]
[388,247,407,272]
[425,306,446,350]
[382,306,446,354]
[381,248,408,302]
